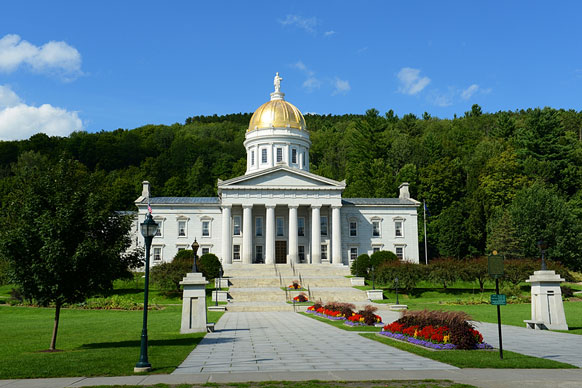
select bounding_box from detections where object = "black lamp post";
[537,240,548,270]
[394,277,400,305]
[215,266,223,307]
[134,212,158,373]
[371,264,375,290]
[191,238,199,273]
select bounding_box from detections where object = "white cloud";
[293,61,321,92]
[0,34,82,80]
[332,78,350,95]
[397,67,431,95]
[278,15,318,34]
[303,77,322,91]
[324,30,336,37]
[0,85,83,140]
[431,94,453,107]
[461,84,479,100]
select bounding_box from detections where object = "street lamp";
[537,240,548,271]
[394,277,400,305]
[134,212,158,373]
[215,266,223,307]
[191,238,199,273]
[371,264,375,290]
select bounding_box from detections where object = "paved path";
[172,312,456,374]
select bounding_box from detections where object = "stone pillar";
[332,205,342,265]
[265,205,275,265]
[525,270,569,330]
[221,205,232,264]
[242,205,253,264]
[311,205,321,264]
[288,205,298,264]
[179,272,208,333]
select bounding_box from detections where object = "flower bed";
[306,302,382,326]
[380,310,493,350]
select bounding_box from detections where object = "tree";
[0,154,139,350]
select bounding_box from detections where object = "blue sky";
[0,1,581,140]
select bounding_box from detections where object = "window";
[298,246,305,263]
[255,217,263,237]
[302,152,305,167]
[233,245,240,261]
[373,247,380,253]
[350,247,358,261]
[233,216,241,236]
[320,216,328,236]
[202,247,210,255]
[276,147,283,163]
[276,217,284,236]
[349,221,357,237]
[372,220,380,237]
[178,221,186,237]
[261,149,267,164]
[153,247,162,261]
[291,148,297,163]
[154,220,163,237]
[298,217,305,236]
[178,247,186,252]
[202,220,210,237]
[396,246,404,259]
[251,150,255,166]
[395,221,403,237]
[321,244,328,261]
[255,245,263,263]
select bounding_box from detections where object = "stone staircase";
[222,263,373,312]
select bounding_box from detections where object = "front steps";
[221,263,376,311]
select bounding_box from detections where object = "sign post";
[488,251,504,359]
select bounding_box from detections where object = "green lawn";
[0,305,222,379]
[361,333,577,369]
[82,381,478,388]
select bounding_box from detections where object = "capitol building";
[135,74,420,267]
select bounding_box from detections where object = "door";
[275,241,287,264]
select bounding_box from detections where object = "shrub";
[561,285,574,299]
[428,258,461,289]
[198,253,222,280]
[377,261,424,293]
[370,250,397,268]
[351,254,370,277]
[459,257,489,292]
[150,256,192,296]
[0,257,10,286]
[357,305,380,325]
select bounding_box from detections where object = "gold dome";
[248,99,306,132]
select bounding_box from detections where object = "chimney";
[399,182,410,199]
[142,181,150,199]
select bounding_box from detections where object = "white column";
[221,205,232,264]
[311,205,321,264]
[265,205,275,265]
[242,205,253,264]
[332,205,342,265]
[288,205,298,264]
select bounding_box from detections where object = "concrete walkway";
[173,312,456,373]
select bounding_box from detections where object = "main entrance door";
[275,241,287,264]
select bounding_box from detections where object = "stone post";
[525,270,568,330]
[179,272,208,333]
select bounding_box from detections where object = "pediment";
[218,166,345,189]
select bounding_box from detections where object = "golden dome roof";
[248,72,307,132]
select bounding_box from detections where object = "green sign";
[491,294,507,306]
[488,253,504,279]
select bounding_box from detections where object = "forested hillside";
[1,105,581,269]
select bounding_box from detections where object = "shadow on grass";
[78,336,205,350]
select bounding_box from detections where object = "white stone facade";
[132,74,420,267]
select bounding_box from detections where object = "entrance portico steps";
[222,263,383,312]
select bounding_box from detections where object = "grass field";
[82,380,478,388]
[360,333,577,369]
[0,305,222,379]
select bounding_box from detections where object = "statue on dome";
[274,72,283,93]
